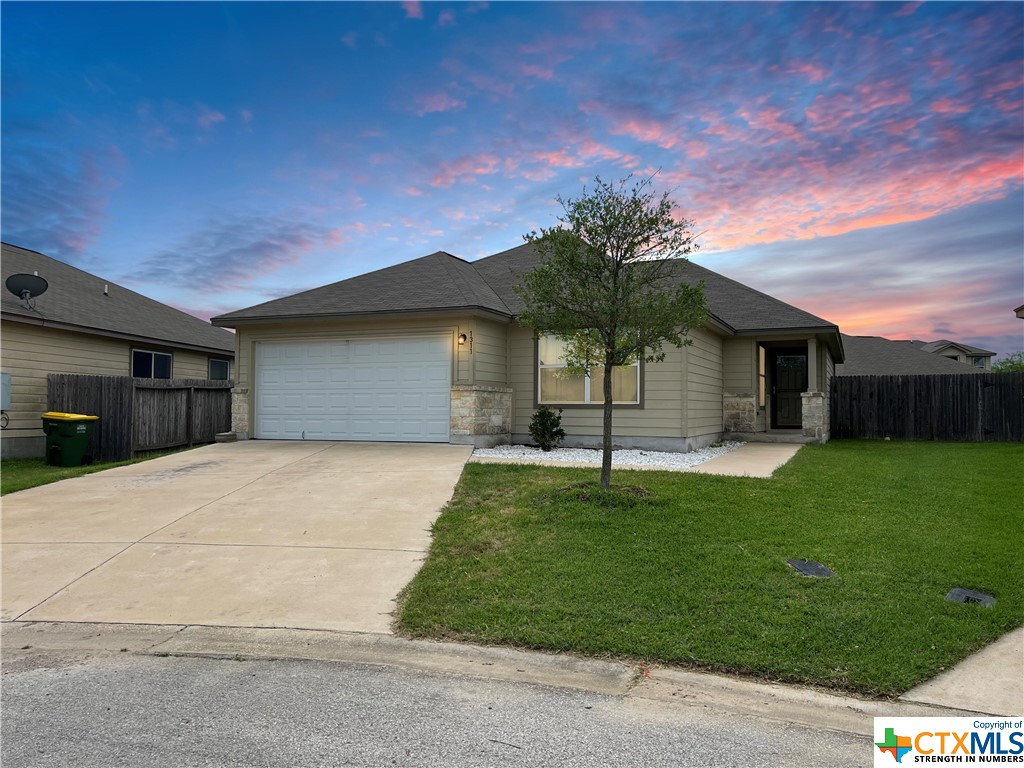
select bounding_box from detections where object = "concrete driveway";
[1,441,471,633]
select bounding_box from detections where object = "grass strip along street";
[398,440,1023,696]
[1,448,192,495]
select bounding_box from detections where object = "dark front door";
[771,349,807,429]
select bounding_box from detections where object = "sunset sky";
[2,2,1022,357]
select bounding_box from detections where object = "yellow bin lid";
[41,411,99,422]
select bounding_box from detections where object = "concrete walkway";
[470,442,802,478]
[1,441,471,633]
[900,626,1024,716]
[688,443,801,478]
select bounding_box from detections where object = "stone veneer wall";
[723,394,758,432]
[450,384,513,448]
[231,387,250,439]
[801,391,828,443]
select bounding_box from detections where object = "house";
[835,335,988,376]
[1015,304,1024,320]
[1,243,235,459]
[906,339,996,370]
[212,243,843,450]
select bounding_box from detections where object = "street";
[2,649,868,767]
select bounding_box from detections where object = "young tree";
[992,351,1024,372]
[515,175,708,488]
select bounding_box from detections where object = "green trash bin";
[41,412,99,467]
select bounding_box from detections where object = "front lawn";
[397,441,1023,696]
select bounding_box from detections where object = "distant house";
[212,242,845,449]
[1015,304,1024,320]
[907,339,996,370]
[1,243,235,459]
[835,335,987,376]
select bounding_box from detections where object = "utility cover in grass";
[945,587,996,607]
[786,558,834,578]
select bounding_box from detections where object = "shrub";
[529,406,566,452]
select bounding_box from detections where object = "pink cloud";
[521,63,554,80]
[738,106,802,143]
[438,9,455,27]
[403,186,424,196]
[688,151,1023,253]
[931,98,970,115]
[402,1,423,20]
[429,152,502,187]
[788,61,829,84]
[892,2,923,17]
[608,116,679,149]
[684,140,708,159]
[240,109,253,123]
[413,91,466,116]
[340,32,358,49]
[532,148,581,168]
[196,105,226,129]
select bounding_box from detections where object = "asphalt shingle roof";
[1,243,234,353]
[911,339,996,356]
[213,251,510,322]
[835,335,983,376]
[215,242,838,338]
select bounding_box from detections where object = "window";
[208,358,231,380]
[971,356,986,369]
[537,335,639,405]
[131,349,172,379]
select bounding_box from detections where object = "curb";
[2,620,983,735]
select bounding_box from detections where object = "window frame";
[131,348,173,379]
[208,358,231,381]
[534,335,643,409]
[971,356,986,369]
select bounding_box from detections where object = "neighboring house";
[907,339,996,370]
[835,335,988,376]
[1,243,235,459]
[212,243,844,450]
[1014,304,1024,320]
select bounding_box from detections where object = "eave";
[1,312,235,357]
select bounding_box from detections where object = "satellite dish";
[5,273,48,310]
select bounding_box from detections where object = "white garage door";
[255,336,452,442]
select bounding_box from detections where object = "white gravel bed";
[472,440,745,469]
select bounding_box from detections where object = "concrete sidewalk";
[470,442,802,478]
[900,627,1024,716]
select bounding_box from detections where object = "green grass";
[1,447,194,495]
[397,441,1024,696]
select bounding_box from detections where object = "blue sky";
[2,1,1022,357]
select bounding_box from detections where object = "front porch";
[722,335,833,444]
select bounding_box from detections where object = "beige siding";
[509,325,686,439]
[0,321,229,451]
[723,337,755,394]
[684,327,724,439]
[471,317,508,385]
[171,350,227,379]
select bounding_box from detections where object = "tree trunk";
[601,358,614,488]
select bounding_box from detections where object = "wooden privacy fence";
[48,374,233,462]
[830,372,1024,442]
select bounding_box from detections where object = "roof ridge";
[437,253,476,306]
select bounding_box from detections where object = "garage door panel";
[255,337,451,442]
